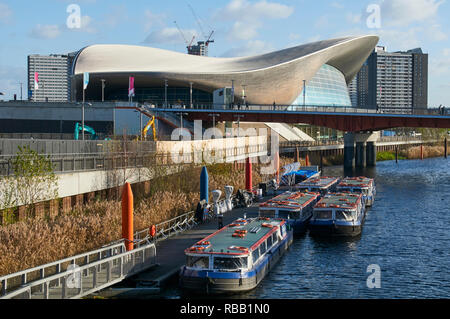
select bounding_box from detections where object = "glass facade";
[292,64,352,107]
[108,87,212,107]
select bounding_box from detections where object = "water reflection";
[157,158,450,299]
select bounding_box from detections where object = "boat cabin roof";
[297,176,340,189]
[185,218,285,256]
[314,192,362,210]
[337,177,373,188]
[259,191,319,210]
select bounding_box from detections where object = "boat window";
[186,256,209,269]
[259,241,267,255]
[352,188,362,193]
[267,236,273,249]
[272,233,278,244]
[281,224,286,236]
[252,248,260,263]
[260,210,276,218]
[335,210,354,221]
[213,257,248,271]
[278,210,298,219]
[314,210,333,220]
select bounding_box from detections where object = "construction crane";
[187,3,214,48]
[141,115,157,141]
[174,20,195,52]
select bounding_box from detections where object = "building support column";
[355,142,366,168]
[344,132,355,169]
[366,141,377,167]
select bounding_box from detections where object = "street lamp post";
[208,113,220,129]
[189,82,193,108]
[164,79,168,108]
[177,112,188,131]
[101,79,106,102]
[234,114,245,137]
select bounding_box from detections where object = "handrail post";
[1,279,6,296]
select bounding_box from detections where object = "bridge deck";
[148,107,450,132]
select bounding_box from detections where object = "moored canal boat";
[336,177,376,206]
[293,176,340,197]
[179,217,293,294]
[259,191,320,235]
[309,192,365,237]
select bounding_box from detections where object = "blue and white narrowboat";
[259,191,319,235]
[336,177,376,206]
[179,217,293,294]
[309,192,365,236]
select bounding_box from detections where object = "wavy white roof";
[73,35,379,105]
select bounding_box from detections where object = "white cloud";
[0,3,13,24]
[101,4,128,28]
[430,48,450,76]
[216,0,294,41]
[29,24,62,39]
[331,2,344,9]
[144,27,198,45]
[221,39,274,57]
[425,23,448,41]
[346,12,362,24]
[143,10,166,32]
[0,65,26,101]
[380,0,444,27]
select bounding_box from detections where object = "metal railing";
[0,143,268,176]
[0,240,156,299]
[151,103,450,117]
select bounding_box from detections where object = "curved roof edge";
[74,35,379,80]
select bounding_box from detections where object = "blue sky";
[0,0,449,107]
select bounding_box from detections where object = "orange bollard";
[305,153,310,166]
[121,182,134,251]
[420,145,424,160]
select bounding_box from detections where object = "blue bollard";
[200,166,209,203]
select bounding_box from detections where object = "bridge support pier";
[355,142,366,168]
[366,141,377,167]
[344,133,355,169]
[344,132,379,169]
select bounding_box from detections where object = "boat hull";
[309,210,366,237]
[179,231,293,295]
[289,214,313,235]
[308,223,363,237]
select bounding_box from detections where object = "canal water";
[161,157,450,299]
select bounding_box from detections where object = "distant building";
[28,53,76,102]
[349,46,428,111]
[188,41,209,56]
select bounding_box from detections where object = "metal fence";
[0,143,268,176]
[0,241,157,299]
[0,138,156,157]
[150,103,450,116]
